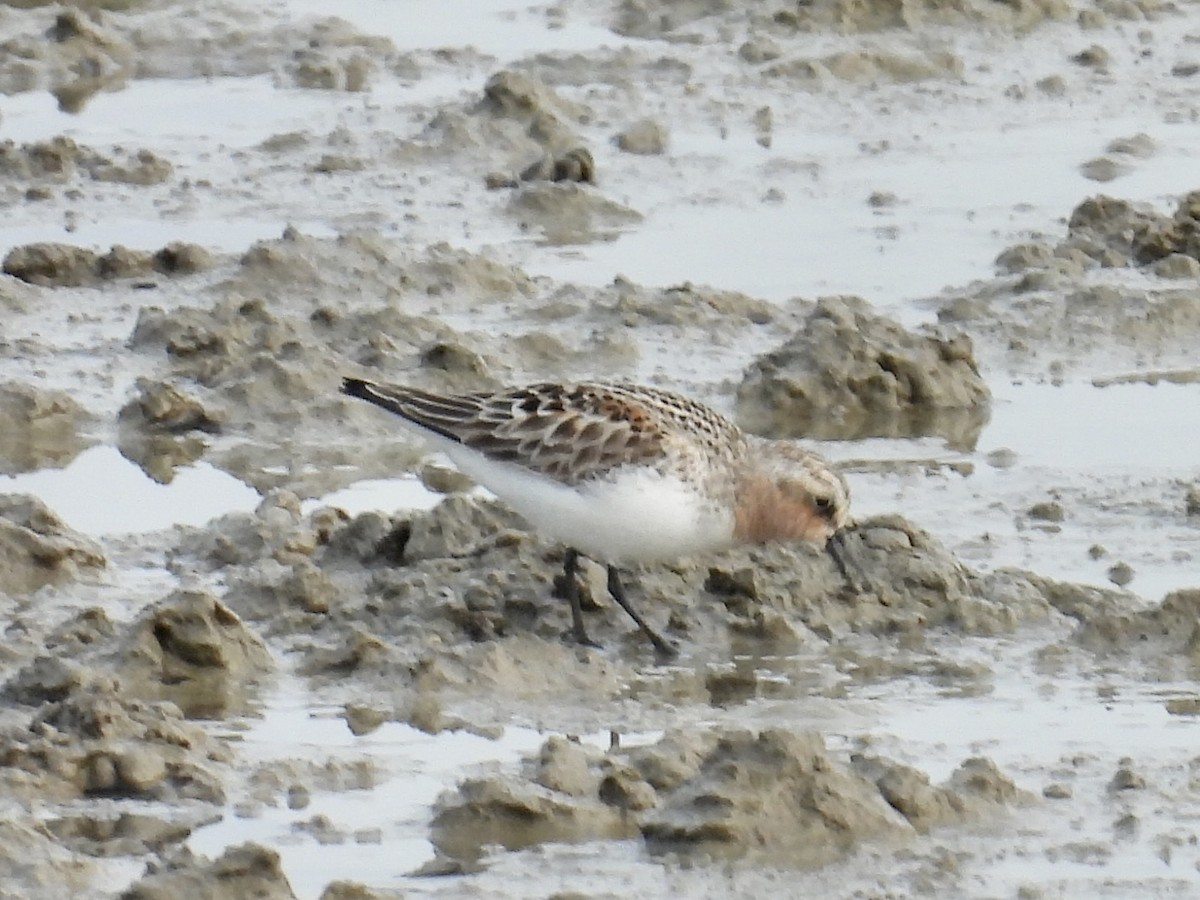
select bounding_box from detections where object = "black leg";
[562,548,600,649]
[606,566,678,657]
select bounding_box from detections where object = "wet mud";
[0,0,1198,897]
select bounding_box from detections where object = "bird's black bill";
[826,528,867,593]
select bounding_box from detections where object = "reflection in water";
[783,405,991,451]
[0,383,94,474]
[118,430,208,485]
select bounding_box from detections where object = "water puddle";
[300,474,444,518]
[0,445,261,537]
[982,380,1200,472]
[527,114,1200,309]
[1,75,354,147]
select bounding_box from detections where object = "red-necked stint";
[342,377,854,656]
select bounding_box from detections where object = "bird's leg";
[562,548,600,649]
[606,566,678,657]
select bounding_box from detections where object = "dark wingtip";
[341,377,371,400]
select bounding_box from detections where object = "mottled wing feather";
[345,380,673,483]
[461,384,669,481]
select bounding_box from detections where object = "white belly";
[446,446,735,563]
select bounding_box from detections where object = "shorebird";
[342,377,854,656]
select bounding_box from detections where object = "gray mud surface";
[1,0,1199,897]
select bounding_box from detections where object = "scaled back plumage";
[342,379,747,486]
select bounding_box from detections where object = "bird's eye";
[811,496,840,525]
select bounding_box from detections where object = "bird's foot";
[564,625,603,651]
[648,633,680,659]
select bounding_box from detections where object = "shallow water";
[187,676,658,899]
[2,75,352,146]
[179,645,1200,899]
[531,114,1200,308]
[299,474,444,518]
[983,381,1200,472]
[878,658,1200,896]
[2,0,1199,897]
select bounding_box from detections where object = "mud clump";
[433,727,1030,867]
[0,137,171,185]
[172,491,322,598]
[2,240,210,286]
[3,242,106,287]
[117,590,274,717]
[763,49,963,85]
[223,499,1057,714]
[46,810,215,860]
[612,0,1070,39]
[0,493,106,595]
[1006,574,1200,674]
[942,191,1200,371]
[433,736,636,860]
[0,137,85,181]
[0,820,109,895]
[124,231,572,490]
[0,9,134,110]
[284,18,390,92]
[505,182,642,245]
[462,70,603,189]
[979,190,1200,284]
[0,381,92,473]
[117,379,224,483]
[736,296,991,447]
[614,118,668,155]
[87,147,173,185]
[512,146,596,185]
[969,195,1200,374]
[121,842,297,900]
[480,69,589,157]
[639,729,905,863]
[128,233,523,438]
[1052,191,1200,269]
[854,754,1030,834]
[0,676,227,804]
[1066,587,1200,665]
[119,379,225,434]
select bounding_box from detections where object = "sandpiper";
[342,378,854,656]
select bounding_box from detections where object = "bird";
[341,377,854,656]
